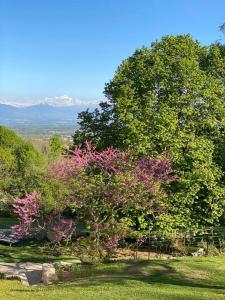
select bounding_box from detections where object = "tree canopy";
[74,35,225,229]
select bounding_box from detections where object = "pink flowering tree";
[12,142,175,257]
[48,142,176,256]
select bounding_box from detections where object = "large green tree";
[74,35,225,229]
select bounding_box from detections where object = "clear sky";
[0,0,224,104]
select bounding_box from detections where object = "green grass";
[0,217,75,263]
[0,241,75,263]
[0,217,18,229]
[1,256,225,299]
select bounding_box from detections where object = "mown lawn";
[1,256,225,300]
[0,217,74,263]
[0,217,18,229]
[0,240,75,263]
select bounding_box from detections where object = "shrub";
[13,142,175,258]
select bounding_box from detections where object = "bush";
[12,142,175,258]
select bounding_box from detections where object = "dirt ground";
[112,248,171,260]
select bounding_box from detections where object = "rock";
[0,262,43,286]
[198,248,205,255]
[81,258,94,264]
[0,229,20,245]
[19,263,43,285]
[5,272,29,286]
[190,251,199,257]
[190,248,205,257]
[55,259,82,267]
[0,237,20,246]
[42,263,58,285]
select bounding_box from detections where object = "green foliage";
[73,102,124,150]
[74,35,225,229]
[49,135,64,157]
[0,126,46,205]
[42,135,64,161]
[0,147,16,180]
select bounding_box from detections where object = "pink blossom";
[12,192,42,239]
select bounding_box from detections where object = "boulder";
[42,263,58,285]
[190,248,205,257]
[55,259,82,267]
[4,272,29,286]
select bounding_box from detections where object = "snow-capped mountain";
[0,96,98,127]
[0,95,98,108]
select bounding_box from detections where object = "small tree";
[13,142,175,258]
[42,135,64,162]
[49,142,175,257]
[49,136,64,159]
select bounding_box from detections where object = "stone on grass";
[42,263,58,285]
[55,259,82,267]
[5,272,29,286]
[190,248,205,257]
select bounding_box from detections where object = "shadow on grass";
[0,217,18,229]
[2,255,225,298]
[10,274,225,300]
[8,262,225,300]
[0,240,74,263]
[61,259,225,292]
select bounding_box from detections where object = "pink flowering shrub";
[12,192,75,243]
[49,141,127,179]
[12,142,176,257]
[49,142,175,256]
[12,192,42,239]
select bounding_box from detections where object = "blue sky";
[0,0,224,105]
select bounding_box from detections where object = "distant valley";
[0,103,93,126]
[0,103,95,140]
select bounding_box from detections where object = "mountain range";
[0,103,94,127]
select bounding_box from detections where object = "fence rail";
[126,227,225,257]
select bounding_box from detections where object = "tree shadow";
[7,259,225,298]
[65,259,225,292]
[0,240,75,263]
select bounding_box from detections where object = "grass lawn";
[0,217,18,229]
[0,240,75,263]
[0,256,225,300]
[0,217,74,263]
